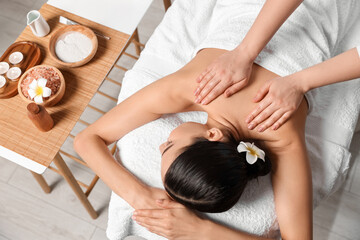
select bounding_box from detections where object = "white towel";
[107,0,360,239]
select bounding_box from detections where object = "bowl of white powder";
[49,25,98,67]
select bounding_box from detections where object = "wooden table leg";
[53,152,98,219]
[30,171,51,193]
[163,0,172,11]
[132,28,141,56]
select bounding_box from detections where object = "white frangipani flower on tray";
[27,78,52,104]
[237,141,265,164]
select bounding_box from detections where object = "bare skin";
[74,48,312,239]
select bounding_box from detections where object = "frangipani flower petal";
[37,78,47,88]
[256,149,265,161]
[237,141,266,164]
[42,87,52,97]
[34,95,43,104]
[28,88,36,99]
[237,141,249,153]
[246,152,258,164]
[29,79,38,90]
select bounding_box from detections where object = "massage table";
[107,0,360,239]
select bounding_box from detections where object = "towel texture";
[107,0,360,239]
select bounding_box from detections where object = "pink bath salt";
[21,66,61,100]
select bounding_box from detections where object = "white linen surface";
[107,0,360,239]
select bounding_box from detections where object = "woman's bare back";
[172,48,309,153]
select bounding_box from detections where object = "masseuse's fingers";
[196,67,212,83]
[256,109,285,132]
[246,99,272,126]
[224,79,248,97]
[135,220,168,238]
[248,103,277,130]
[194,72,216,102]
[271,111,292,130]
[253,79,272,102]
[196,77,221,104]
[133,215,166,228]
[134,209,167,219]
[200,80,229,105]
[157,199,185,209]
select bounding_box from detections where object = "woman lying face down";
[159,122,271,213]
[74,48,312,239]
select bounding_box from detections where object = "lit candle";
[9,51,24,65]
[0,62,9,75]
[6,67,22,81]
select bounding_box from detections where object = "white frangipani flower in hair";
[27,78,52,104]
[237,141,265,165]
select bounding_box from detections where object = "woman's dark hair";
[164,137,271,213]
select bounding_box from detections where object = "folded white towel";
[107,0,360,239]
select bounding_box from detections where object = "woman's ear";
[206,128,224,142]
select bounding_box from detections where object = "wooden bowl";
[18,65,65,107]
[48,25,98,67]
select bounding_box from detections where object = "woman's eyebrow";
[162,143,174,156]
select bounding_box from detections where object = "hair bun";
[237,151,271,180]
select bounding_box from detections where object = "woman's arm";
[134,200,274,240]
[194,0,303,105]
[263,100,312,239]
[73,71,193,209]
[246,47,360,131]
[268,139,312,239]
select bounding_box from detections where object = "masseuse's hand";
[246,75,305,132]
[132,187,171,210]
[194,47,254,105]
[133,199,205,240]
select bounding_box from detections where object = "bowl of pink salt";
[18,65,65,107]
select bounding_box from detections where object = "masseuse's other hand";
[133,199,205,240]
[194,47,253,105]
[246,76,305,132]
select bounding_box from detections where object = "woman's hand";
[194,47,254,105]
[131,187,171,210]
[133,199,206,240]
[246,75,305,132]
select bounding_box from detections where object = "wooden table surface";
[0,4,130,168]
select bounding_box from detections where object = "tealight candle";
[0,62,9,75]
[6,67,22,81]
[9,51,24,65]
[0,75,7,93]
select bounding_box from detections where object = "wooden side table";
[0,4,131,219]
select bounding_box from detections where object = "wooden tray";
[0,41,41,99]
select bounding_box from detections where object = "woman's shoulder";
[257,99,308,155]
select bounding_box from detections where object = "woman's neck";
[206,115,246,142]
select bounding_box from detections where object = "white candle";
[6,67,22,81]
[0,62,9,75]
[9,51,24,65]
[0,76,6,88]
